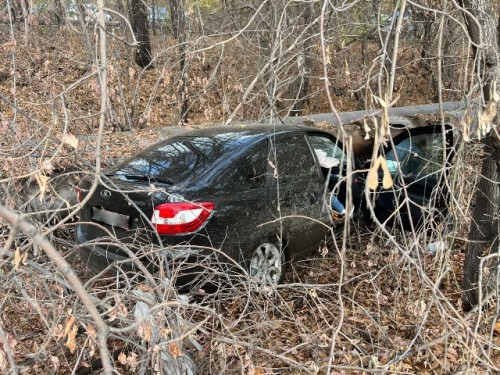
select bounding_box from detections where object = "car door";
[370,125,453,230]
[268,133,325,253]
[211,141,272,260]
[306,132,363,220]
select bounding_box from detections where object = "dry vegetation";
[1,2,499,374]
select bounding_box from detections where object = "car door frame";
[266,131,327,255]
[370,124,454,230]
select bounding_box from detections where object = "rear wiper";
[106,173,174,185]
[123,174,173,185]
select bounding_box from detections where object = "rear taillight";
[151,202,215,235]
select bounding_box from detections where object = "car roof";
[178,123,323,138]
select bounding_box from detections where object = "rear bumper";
[76,225,134,275]
[75,225,222,289]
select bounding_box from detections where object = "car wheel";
[249,242,285,285]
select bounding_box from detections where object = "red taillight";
[151,202,215,235]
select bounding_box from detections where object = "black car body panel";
[76,123,453,283]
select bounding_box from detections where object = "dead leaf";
[86,324,96,340]
[493,321,500,335]
[35,171,49,202]
[65,324,78,354]
[0,349,6,372]
[12,247,27,271]
[126,352,139,369]
[168,342,183,358]
[86,324,97,357]
[268,160,278,178]
[2,39,16,53]
[63,315,76,337]
[50,356,60,373]
[139,323,152,342]
[60,132,79,149]
[41,159,54,174]
[366,157,381,191]
[379,156,393,189]
[367,156,393,191]
[138,283,152,292]
[161,327,172,338]
[118,352,127,365]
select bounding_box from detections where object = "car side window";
[273,136,317,181]
[385,133,445,177]
[307,135,346,172]
[224,146,267,190]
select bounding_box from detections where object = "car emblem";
[100,189,112,198]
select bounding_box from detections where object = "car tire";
[248,239,287,285]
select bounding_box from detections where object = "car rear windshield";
[109,133,258,184]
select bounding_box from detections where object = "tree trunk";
[53,0,63,25]
[170,0,189,124]
[459,0,500,311]
[463,137,500,310]
[130,0,152,68]
[290,1,313,116]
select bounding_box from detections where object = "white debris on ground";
[427,240,448,255]
[133,287,199,375]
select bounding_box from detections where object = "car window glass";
[385,132,446,177]
[110,134,257,184]
[224,146,267,189]
[307,135,346,169]
[273,135,316,180]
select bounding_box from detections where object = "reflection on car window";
[386,133,446,176]
[110,133,257,184]
[307,135,346,169]
[224,146,267,190]
[274,136,316,180]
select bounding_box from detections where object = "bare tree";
[459,0,500,310]
[169,0,190,123]
[130,0,152,68]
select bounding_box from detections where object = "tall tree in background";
[170,0,189,123]
[460,0,500,310]
[130,0,152,68]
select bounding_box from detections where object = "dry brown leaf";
[41,159,54,174]
[61,132,79,150]
[86,324,96,340]
[268,160,278,178]
[138,283,152,292]
[379,156,393,189]
[0,349,6,372]
[366,157,382,191]
[140,323,152,342]
[118,352,127,365]
[126,352,139,369]
[35,171,49,202]
[12,247,27,271]
[2,39,16,53]
[65,324,78,354]
[161,327,172,338]
[493,321,500,335]
[50,356,60,373]
[168,342,183,358]
[63,315,76,337]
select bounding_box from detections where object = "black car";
[76,124,453,287]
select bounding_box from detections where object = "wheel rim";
[249,243,283,285]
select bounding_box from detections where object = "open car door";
[370,124,454,231]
